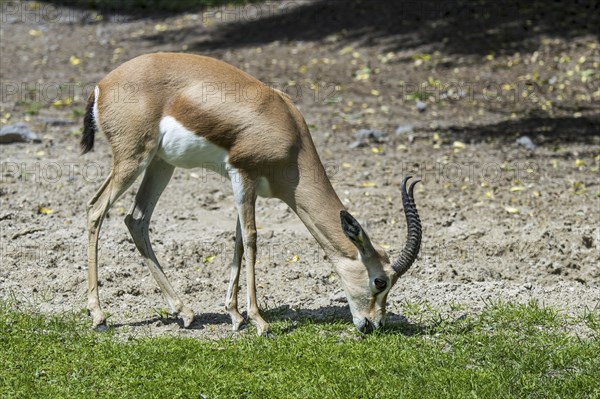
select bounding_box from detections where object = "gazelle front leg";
[225,217,245,331]
[229,169,270,335]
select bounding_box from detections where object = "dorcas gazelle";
[82,53,422,335]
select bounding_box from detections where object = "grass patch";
[1,300,598,399]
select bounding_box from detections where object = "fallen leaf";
[69,56,81,66]
[338,46,354,56]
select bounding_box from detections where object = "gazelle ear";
[340,210,375,257]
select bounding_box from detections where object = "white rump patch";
[93,86,100,130]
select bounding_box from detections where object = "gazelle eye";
[374,278,387,291]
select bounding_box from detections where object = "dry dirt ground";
[1,0,599,338]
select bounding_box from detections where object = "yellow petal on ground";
[338,46,354,55]
[29,29,42,37]
[154,24,168,32]
[575,159,586,167]
[288,254,300,263]
[485,191,493,198]
[453,141,466,149]
[371,147,382,154]
[38,207,54,215]
[509,186,525,192]
[361,182,377,188]
[35,151,45,156]
[203,255,216,263]
[371,89,380,96]
[504,206,520,214]
[298,65,308,74]
[433,133,440,141]
[396,144,407,151]
[69,56,81,66]
[342,162,352,168]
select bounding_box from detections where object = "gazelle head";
[337,177,422,333]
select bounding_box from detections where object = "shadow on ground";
[439,114,600,146]
[109,305,435,336]
[138,0,600,55]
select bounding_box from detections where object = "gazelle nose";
[358,319,374,334]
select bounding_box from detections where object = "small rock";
[0,123,41,144]
[415,100,427,112]
[395,124,414,135]
[516,136,536,151]
[354,128,386,141]
[348,140,367,149]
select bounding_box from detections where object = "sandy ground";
[1,1,598,338]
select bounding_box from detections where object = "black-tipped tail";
[81,91,96,154]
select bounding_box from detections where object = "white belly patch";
[157,116,228,173]
[156,116,273,197]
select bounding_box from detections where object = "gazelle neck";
[279,145,357,261]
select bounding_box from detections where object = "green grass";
[1,300,599,399]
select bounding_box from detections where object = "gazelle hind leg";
[225,217,245,331]
[124,157,194,327]
[87,165,145,329]
[229,169,270,335]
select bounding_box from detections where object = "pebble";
[354,128,386,141]
[516,136,536,151]
[395,124,414,135]
[416,100,427,112]
[0,123,41,144]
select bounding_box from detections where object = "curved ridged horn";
[392,176,422,276]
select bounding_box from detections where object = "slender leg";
[225,217,245,331]
[124,157,195,327]
[87,165,144,329]
[229,169,270,335]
